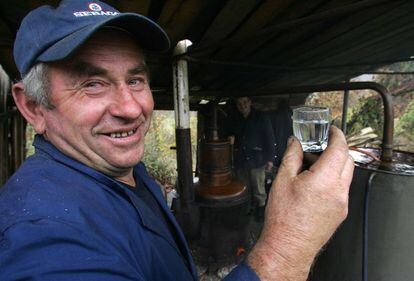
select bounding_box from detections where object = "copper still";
[193,103,249,264]
[194,104,246,206]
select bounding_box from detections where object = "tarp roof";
[1,0,413,108]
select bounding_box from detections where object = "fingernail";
[288,136,295,145]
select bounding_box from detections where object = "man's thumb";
[277,137,303,179]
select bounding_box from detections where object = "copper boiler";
[192,103,249,264]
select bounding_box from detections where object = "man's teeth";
[110,130,136,138]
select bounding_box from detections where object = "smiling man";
[0,1,354,281]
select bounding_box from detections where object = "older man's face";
[40,30,153,185]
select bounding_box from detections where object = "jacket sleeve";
[223,261,261,280]
[262,114,276,163]
[0,218,145,281]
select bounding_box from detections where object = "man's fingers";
[310,126,349,177]
[341,155,355,188]
[277,137,303,180]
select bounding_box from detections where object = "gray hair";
[22,63,53,109]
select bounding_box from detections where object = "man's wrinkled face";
[40,29,153,184]
[236,97,252,118]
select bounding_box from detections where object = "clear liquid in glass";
[293,120,329,152]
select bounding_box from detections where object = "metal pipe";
[342,89,350,133]
[172,40,200,238]
[173,40,194,203]
[173,41,191,130]
[341,79,350,133]
[211,103,219,140]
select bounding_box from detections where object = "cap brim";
[37,13,170,63]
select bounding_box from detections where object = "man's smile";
[108,128,137,138]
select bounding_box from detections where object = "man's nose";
[108,84,142,119]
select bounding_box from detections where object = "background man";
[227,97,275,219]
[0,1,354,280]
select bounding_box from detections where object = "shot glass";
[292,106,330,152]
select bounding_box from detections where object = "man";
[0,1,354,280]
[227,97,275,219]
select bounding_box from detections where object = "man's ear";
[12,82,46,134]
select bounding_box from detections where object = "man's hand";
[265,161,273,171]
[247,126,354,281]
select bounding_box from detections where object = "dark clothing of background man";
[269,104,293,168]
[230,108,275,170]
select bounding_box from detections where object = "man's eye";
[81,80,107,94]
[129,78,145,87]
[85,81,103,88]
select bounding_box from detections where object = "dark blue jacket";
[227,109,275,169]
[268,107,293,167]
[0,135,259,281]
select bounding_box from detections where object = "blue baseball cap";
[14,0,170,76]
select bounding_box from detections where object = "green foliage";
[142,111,177,186]
[142,110,198,187]
[306,91,344,127]
[375,62,414,95]
[25,124,35,157]
[347,97,383,138]
[396,99,414,137]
